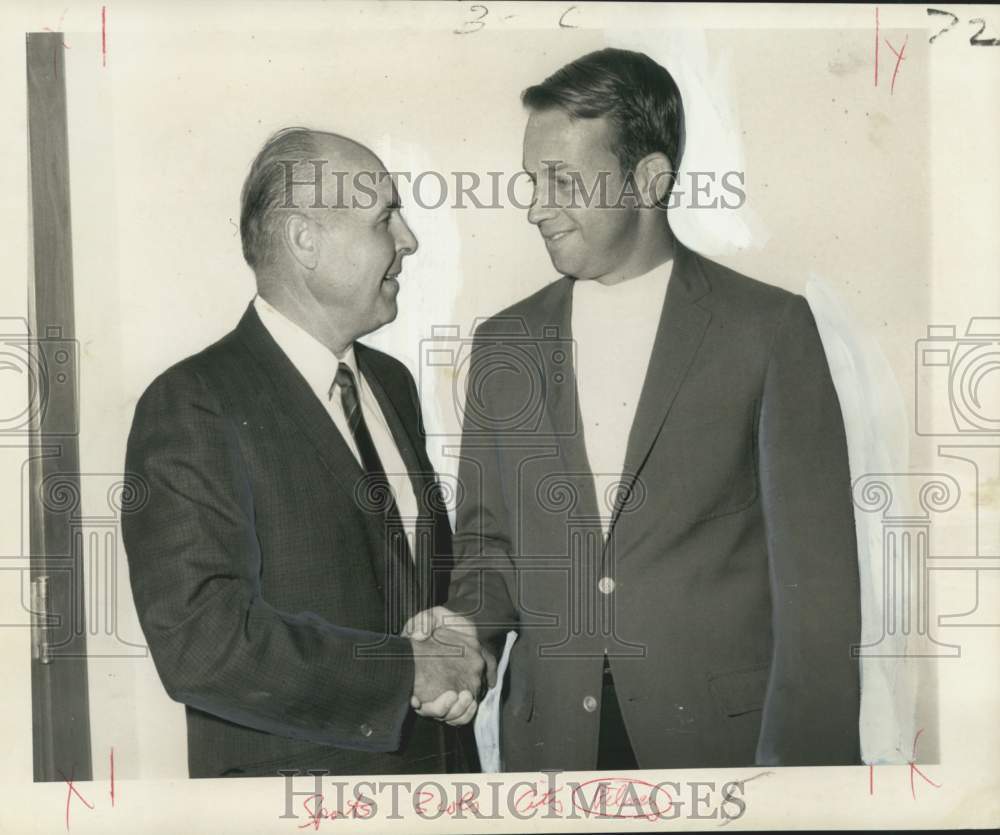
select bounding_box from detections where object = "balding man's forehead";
[305,133,394,210]
[278,160,397,212]
[337,167,397,211]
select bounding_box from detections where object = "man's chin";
[379,298,399,326]
[550,256,581,278]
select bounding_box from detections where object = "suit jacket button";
[598,577,615,595]
[582,695,598,713]
[360,723,373,737]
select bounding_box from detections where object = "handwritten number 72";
[968,18,1000,46]
[927,8,1000,45]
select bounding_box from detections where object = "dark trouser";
[597,656,639,770]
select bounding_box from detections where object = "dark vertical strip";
[26,32,92,783]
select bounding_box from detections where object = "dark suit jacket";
[122,304,466,778]
[448,240,862,770]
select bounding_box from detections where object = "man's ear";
[634,152,675,210]
[283,213,319,270]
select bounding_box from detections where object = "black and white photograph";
[1,1,998,831]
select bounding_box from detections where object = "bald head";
[239,127,388,273]
[237,126,418,354]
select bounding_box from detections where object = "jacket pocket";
[707,662,770,717]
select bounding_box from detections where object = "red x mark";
[884,34,909,95]
[874,8,908,94]
[57,767,94,831]
[867,728,941,799]
[908,727,941,800]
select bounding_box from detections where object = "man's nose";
[395,217,418,257]
[527,183,556,226]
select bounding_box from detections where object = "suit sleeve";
[755,294,862,765]
[446,334,520,654]
[121,365,415,753]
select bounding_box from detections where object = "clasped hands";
[405,606,497,726]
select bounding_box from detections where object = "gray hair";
[239,126,321,271]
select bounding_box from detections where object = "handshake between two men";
[406,607,499,726]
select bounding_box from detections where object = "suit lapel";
[607,242,712,535]
[535,278,602,523]
[237,304,367,497]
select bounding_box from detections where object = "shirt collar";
[253,294,358,402]
[573,257,673,298]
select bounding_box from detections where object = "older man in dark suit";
[121,127,488,778]
[410,48,862,771]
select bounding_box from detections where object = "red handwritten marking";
[874,7,879,87]
[101,6,107,67]
[41,9,71,79]
[42,8,71,48]
[908,727,941,800]
[41,26,72,46]
[885,35,908,95]
[570,776,672,821]
[513,783,563,816]
[109,747,115,807]
[411,788,480,819]
[298,793,374,830]
[870,729,942,800]
[441,790,479,817]
[58,768,94,831]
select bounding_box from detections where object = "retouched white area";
[360,134,464,484]
[474,631,518,773]
[606,28,770,256]
[807,276,917,764]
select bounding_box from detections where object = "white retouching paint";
[808,274,917,764]
[606,27,770,256]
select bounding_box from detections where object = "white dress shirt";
[253,295,420,554]
[571,259,673,536]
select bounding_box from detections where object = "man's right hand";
[405,606,499,694]
[410,625,487,726]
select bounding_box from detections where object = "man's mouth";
[543,230,573,243]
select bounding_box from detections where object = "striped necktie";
[331,362,420,634]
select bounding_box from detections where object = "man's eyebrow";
[375,196,401,217]
[522,162,571,177]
